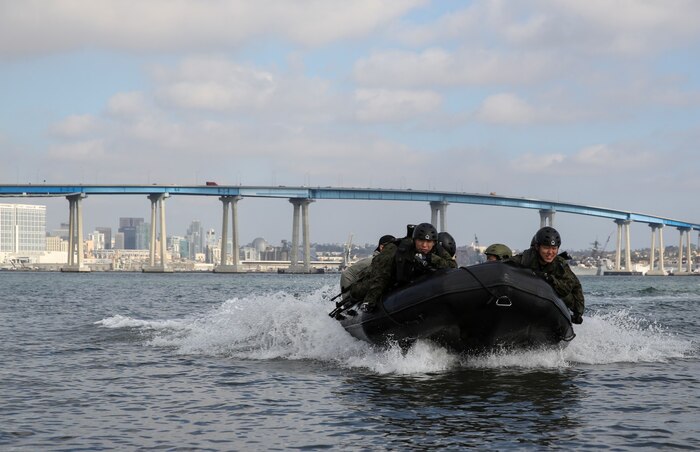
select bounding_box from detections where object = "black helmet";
[375,234,395,251]
[534,226,561,247]
[437,231,456,257]
[412,223,438,241]
[484,243,512,260]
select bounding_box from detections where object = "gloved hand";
[415,253,431,267]
[360,302,376,313]
[571,312,583,324]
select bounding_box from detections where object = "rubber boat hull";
[337,263,575,352]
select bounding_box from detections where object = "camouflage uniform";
[340,253,375,301]
[508,248,585,318]
[363,238,457,309]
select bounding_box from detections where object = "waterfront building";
[89,230,106,251]
[118,217,149,250]
[46,235,66,253]
[113,232,125,250]
[0,203,46,253]
[204,228,217,263]
[136,221,150,250]
[169,235,188,260]
[186,220,204,260]
[95,227,112,249]
[52,223,69,240]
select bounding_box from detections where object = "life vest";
[392,237,436,285]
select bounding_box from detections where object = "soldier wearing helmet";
[507,226,585,324]
[438,231,457,259]
[340,234,396,301]
[484,243,512,261]
[361,223,457,312]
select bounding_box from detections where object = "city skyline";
[2,2,699,251]
[19,196,699,253]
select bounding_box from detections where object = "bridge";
[1,184,698,275]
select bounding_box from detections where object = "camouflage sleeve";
[548,274,576,297]
[363,244,396,306]
[565,266,585,315]
[550,260,585,315]
[340,256,371,290]
[430,247,457,269]
[571,282,585,316]
[505,254,523,266]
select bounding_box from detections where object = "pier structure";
[61,193,90,272]
[539,209,555,228]
[2,184,699,275]
[286,198,314,273]
[143,193,172,273]
[646,223,666,276]
[676,227,694,275]
[430,201,449,232]
[215,195,242,273]
[612,219,634,273]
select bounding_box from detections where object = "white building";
[89,230,106,251]
[0,203,46,254]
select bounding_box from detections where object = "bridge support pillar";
[143,194,172,273]
[61,193,90,272]
[430,201,448,232]
[286,198,314,273]
[607,219,638,275]
[215,196,243,273]
[646,224,666,275]
[539,209,555,228]
[675,227,693,275]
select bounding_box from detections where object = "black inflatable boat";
[331,262,576,353]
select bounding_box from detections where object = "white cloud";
[148,56,341,123]
[393,0,700,57]
[0,0,426,57]
[106,92,150,118]
[570,144,656,170]
[354,88,441,122]
[474,93,538,125]
[493,0,700,57]
[49,115,98,138]
[510,143,659,177]
[153,58,276,111]
[510,152,566,172]
[540,0,700,55]
[47,139,106,161]
[354,47,558,88]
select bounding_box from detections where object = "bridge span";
[1,184,698,275]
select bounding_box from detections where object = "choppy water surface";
[2,272,698,450]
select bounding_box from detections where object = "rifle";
[328,287,358,319]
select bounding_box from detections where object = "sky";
[2,0,700,252]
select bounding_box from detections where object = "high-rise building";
[186,220,204,259]
[118,218,149,250]
[205,228,217,263]
[114,232,125,249]
[95,227,112,249]
[52,222,69,240]
[136,222,150,250]
[89,230,106,251]
[0,204,47,253]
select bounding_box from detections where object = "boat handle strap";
[494,296,512,307]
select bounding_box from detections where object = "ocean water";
[1,272,698,450]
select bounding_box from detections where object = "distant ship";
[569,236,613,276]
[570,258,613,276]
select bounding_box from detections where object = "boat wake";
[96,285,695,375]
